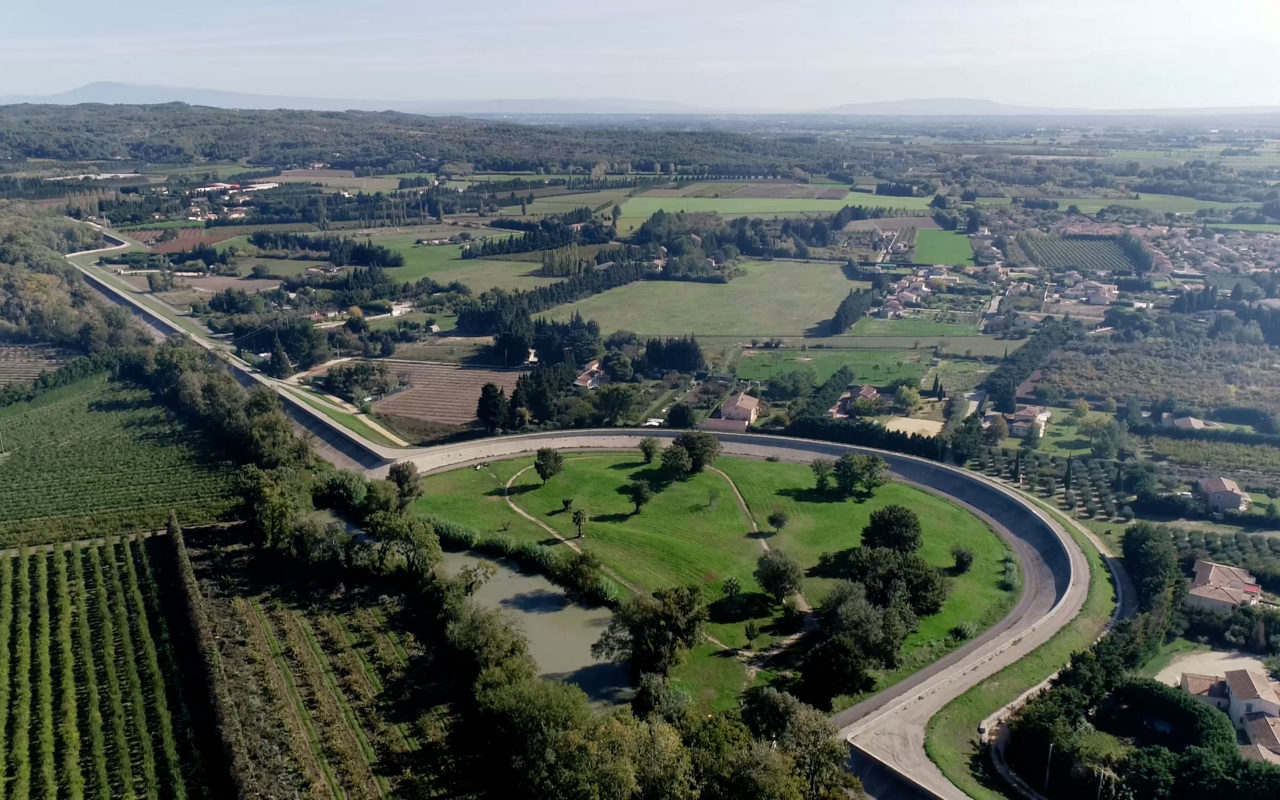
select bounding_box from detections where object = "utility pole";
[1043,742,1054,792]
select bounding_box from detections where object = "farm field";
[366,238,556,290]
[849,316,981,338]
[0,344,64,385]
[545,260,864,337]
[0,536,229,800]
[1016,233,1137,271]
[733,347,928,386]
[185,525,446,798]
[0,373,238,545]
[267,168,401,193]
[913,230,975,265]
[1066,193,1258,215]
[618,192,932,224]
[370,360,528,426]
[930,359,995,393]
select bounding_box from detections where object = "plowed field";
[372,361,527,425]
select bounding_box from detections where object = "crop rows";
[1016,233,1136,272]
[0,374,237,545]
[371,360,526,425]
[0,539,212,800]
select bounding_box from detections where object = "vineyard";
[370,360,527,426]
[1016,233,1137,272]
[0,345,64,386]
[0,536,227,800]
[186,526,447,799]
[0,374,238,546]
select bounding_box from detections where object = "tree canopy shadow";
[592,512,634,524]
[488,483,537,497]
[609,460,648,471]
[499,589,569,614]
[808,548,854,580]
[709,592,774,624]
[777,486,850,504]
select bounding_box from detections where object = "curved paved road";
[374,429,1089,800]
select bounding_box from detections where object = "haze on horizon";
[4,0,1278,111]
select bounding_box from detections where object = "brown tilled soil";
[0,344,64,385]
[373,360,528,425]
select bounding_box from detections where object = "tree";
[1021,420,1041,450]
[593,586,708,675]
[893,385,922,415]
[930,373,943,399]
[534,448,563,484]
[572,509,587,538]
[476,383,508,433]
[638,436,660,464]
[951,545,974,573]
[861,505,922,553]
[672,431,720,473]
[810,458,835,492]
[722,576,741,600]
[799,635,875,708]
[832,453,887,498]
[387,461,422,509]
[1071,397,1090,422]
[666,403,696,429]
[626,480,654,514]
[755,550,803,604]
[661,445,693,480]
[986,415,1009,443]
[594,383,639,425]
[768,509,789,533]
[267,336,293,378]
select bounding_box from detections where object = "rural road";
[72,233,1092,799]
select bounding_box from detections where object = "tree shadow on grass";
[777,487,848,504]
[593,512,634,524]
[807,548,853,580]
[709,592,774,624]
[626,466,671,486]
[609,460,649,471]
[488,483,538,497]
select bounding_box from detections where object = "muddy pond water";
[440,550,632,704]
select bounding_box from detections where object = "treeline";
[983,319,1078,412]
[1117,231,1155,272]
[488,206,594,230]
[825,289,876,335]
[455,261,652,335]
[246,232,404,268]
[461,218,613,259]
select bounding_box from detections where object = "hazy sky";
[5,0,1279,110]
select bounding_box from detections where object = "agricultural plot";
[849,316,980,338]
[0,374,238,545]
[186,526,443,798]
[546,260,864,337]
[371,360,527,425]
[913,230,975,265]
[1015,233,1137,271]
[367,236,556,290]
[618,192,932,224]
[734,348,928,385]
[0,537,228,800]
[0,344,64,385]
[1066,193,1261,215]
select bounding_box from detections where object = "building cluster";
[827,385,881,419]
[982,404,1051,440]
[701,392,760,433]
[1194,476,1252,513]
[1183,668,1280,765]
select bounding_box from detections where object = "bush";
[950,545,974,574]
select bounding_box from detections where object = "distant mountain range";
[3,83,1280,119]
[0,82,710,115]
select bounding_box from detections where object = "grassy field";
[1208,222,1280,233]
[850,317,980,338]
[545,260,863,336]
[0,374,237,545]
[931,359,995,393]
[733,348,928,385]
[1068,193,1259,215]
[914,230,975,266]
[417,452,1013,708]
[925,502,1115,800]
[367,238,556,290]
[0,537,227,799]
[279,387,403,448]
[619,193,932,226]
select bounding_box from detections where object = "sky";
[4,0,1279,110]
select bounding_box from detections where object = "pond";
[439,550,632,704]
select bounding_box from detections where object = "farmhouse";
[1185,559,1261,613]
[1195,476,1251,512]
[720,392,760,424]
[573,360,606,390]
[1009,406,1051,439]
[1061,280,1119,305]
[1160,413,1220,431]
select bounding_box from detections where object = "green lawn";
[620,193,932,224]
[368,238,558,290]
[733,348,928,385]
[418,452,1013,710]
[546,260,864,336]
[279,387,402,447]
[849,317,980,338]
[1208,223,1280,234]
[914,230,975,266]
[925,501,1115,800]
[718,458,1015,700]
